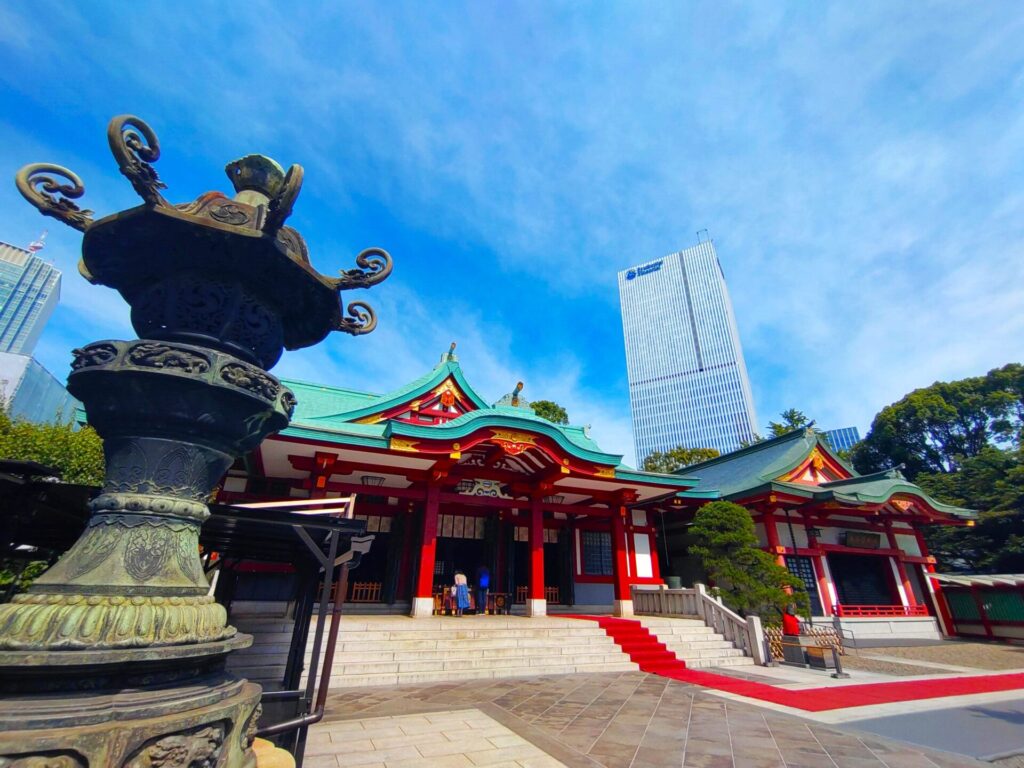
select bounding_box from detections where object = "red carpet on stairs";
[559,615,1024,713]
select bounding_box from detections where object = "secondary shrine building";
[218,349,973,636]
[664,429,973,641]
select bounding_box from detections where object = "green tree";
[767,408,813,437]
[0,409,104,485]
[0,409,105,597]
[916,446,1024,572]
[530,400,569,425]
[642,446,720,473]
[851,364,1023,479]
[850,364,1024,573]
[688,501,809,621]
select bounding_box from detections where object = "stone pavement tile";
[516,756,568,768]
[386,755,474,768]
[343,746,422,765]
[300,756,340,768]
[418,737,498,757]
[683,754,735,768]
[830,757,892,768]
[466,744,555,766]
[732,757,785,768]
[369,730,449,750]
[683,737,733,757]
[305,737,374,755]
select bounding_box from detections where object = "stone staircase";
[634,616,755,669]
[226,613,755,690]
[308,616,639,688]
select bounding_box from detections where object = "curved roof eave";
[385,410,624,466]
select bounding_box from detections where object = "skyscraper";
[618,239,758,462]
[0,240,61,354]
[823,426,861,453]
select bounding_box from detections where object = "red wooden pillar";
[527,495,546,616]
[885,521,917,607]
[914,528,956,636]
[762,511,785,566]
[611,507,632,615]
[807,534,832,617]
[411,484,440,617]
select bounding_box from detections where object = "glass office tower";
[618,240,758,463]
[0,241,61,354]
[823,426,861,453]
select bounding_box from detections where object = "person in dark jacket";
[475,565,490,615]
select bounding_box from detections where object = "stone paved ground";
[309,671,991,767]
[860,642,1024,671]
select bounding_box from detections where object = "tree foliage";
[917,446,1024,572]
[767,408,813,437]
[741,409,816,447]
[642,445,720,473]
[851,364,1024,479]
[530,400,569,425]
[688,501,809,621]
[850,364,1024,573]
[0,409,104,486]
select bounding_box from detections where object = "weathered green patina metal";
[1,115,391,765]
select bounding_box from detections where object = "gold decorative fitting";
[390,438,419,453]
[811,452,825,471]
[594,467,615,478]
[491,430,537,446]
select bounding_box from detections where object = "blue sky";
[1,2,1022,466]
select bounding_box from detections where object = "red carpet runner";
[561,615,1024,712]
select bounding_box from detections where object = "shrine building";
[218,347,714,618]
[657,428,974,641]
[218,348,974,638]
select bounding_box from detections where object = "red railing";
[833,604,929,618]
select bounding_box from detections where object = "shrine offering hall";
[218,350,972,637]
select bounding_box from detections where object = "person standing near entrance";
[476,564,490,615]
[453,571,470,617]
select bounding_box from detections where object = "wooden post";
[612,507,632,616]
[411,484,440,617]
[527,495,546,616]
[885,521,917,607]
[914,528,956,636]
[762,511,786,566]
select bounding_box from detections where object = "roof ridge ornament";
[440,341,458,364]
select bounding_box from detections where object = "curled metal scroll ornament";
[264,163,303,235]
[332,247,393,290]
[15,164,93,232]
[335,301,378,336]
[107,114,168,206]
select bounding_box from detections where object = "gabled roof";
[278,356,690,478]
[283,358,489,427]
[675,428,830,498]
[678,428,974,519]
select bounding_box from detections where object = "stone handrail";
[631,583,766,665]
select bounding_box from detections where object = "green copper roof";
[676,428,821,498]
[289,360,490,427]
[677,428,973,518]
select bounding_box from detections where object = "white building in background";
[0,352,79,424]
[618,239,758,462]
[0,240,61,355]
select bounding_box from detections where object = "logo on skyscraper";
[625,260,663,280]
